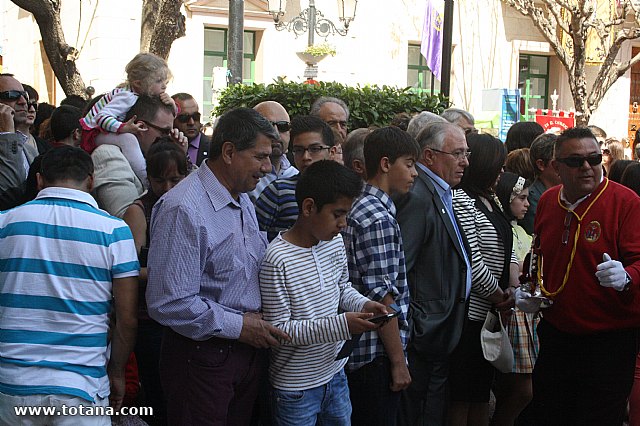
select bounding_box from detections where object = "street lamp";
[267,0,357,80]
[267,0,358,46]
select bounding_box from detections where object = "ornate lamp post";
[267,0,358,80]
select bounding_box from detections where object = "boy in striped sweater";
[259,160,388,426]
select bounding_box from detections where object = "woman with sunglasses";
[449,133,518,426]
[123,137,190,425]
[19,84,50,154]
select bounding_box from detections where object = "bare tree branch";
[503,0,640,125]
[542,0,571,35]
[10,0,87,97]
[140,0,186,60]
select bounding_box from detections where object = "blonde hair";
[605,140,624,162]
[125,52,171,94]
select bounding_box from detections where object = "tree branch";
[141,0,186,60]
[10,0,86,97]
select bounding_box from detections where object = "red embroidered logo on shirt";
[584,221,601,243]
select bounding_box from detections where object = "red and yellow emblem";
[583,221,601,243]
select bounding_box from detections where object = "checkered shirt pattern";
[342,184,410,371]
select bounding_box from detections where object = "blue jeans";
[271,369,352,426]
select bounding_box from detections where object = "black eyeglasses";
[176,112,201,123]
[602,149,611,155]
[141,120,172,136]
[291,145,331,156]
[270,121,291,133]
[0,90,28,101]
[27,101,38,111]
[555,154,602,168]
[430,148,472,161]
[464,127,478,135]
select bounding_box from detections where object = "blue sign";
[498,89,520,142]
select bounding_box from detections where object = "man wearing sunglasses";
[518,127,640,425]
[172,92,210,166]
[0,74,39,210]
[92,95,184,218]
[250,101,298,202]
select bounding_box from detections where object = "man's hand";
[390,361,412,392]
[119,116,146,135]
[0,104,15,133]
[169,128,188,153]
[238,312,290,348]
[596,253,628,291]
[107,370,125,411]
[514,287,542,313]
[345,312,379,334]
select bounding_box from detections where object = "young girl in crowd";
[80,52,175,187]
[493,171,538,426]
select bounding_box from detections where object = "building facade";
[1,0,636,140]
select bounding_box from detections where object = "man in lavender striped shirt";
[146,107,290,426]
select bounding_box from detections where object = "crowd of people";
[1,52,640,426]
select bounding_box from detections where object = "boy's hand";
[390,361,412,392]
[362,300,388,316]
[119,116,146,135]
[345,312,378,334]
[160,92,178,113]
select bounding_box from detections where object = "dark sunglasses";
[176,112,201,123]
[270,121,291,133]
[27,101,38,111]
[0,90,28,101]
[141,120,172,136]
[555,154,602,168]
[602,149,611,155]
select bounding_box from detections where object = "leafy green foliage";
[214,81,449,129]
[303,43,337,56]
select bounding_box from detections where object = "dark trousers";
[160,328,267,426]
[134,319,166,426]
[347,356,401,426]
[397,348,449,426]
[532,320,637,426]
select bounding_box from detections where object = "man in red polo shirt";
[518,126,640,426]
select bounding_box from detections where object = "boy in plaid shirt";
[342,126,419,425]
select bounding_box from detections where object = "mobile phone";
[368,309,401,324]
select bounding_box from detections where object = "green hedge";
[213,81,449,130]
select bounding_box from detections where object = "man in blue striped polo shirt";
[0,146,139,425]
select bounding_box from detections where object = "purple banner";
[421,0,444,81]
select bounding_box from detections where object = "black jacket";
[395,166,470,357]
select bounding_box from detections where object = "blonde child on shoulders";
[80,52,176,187]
